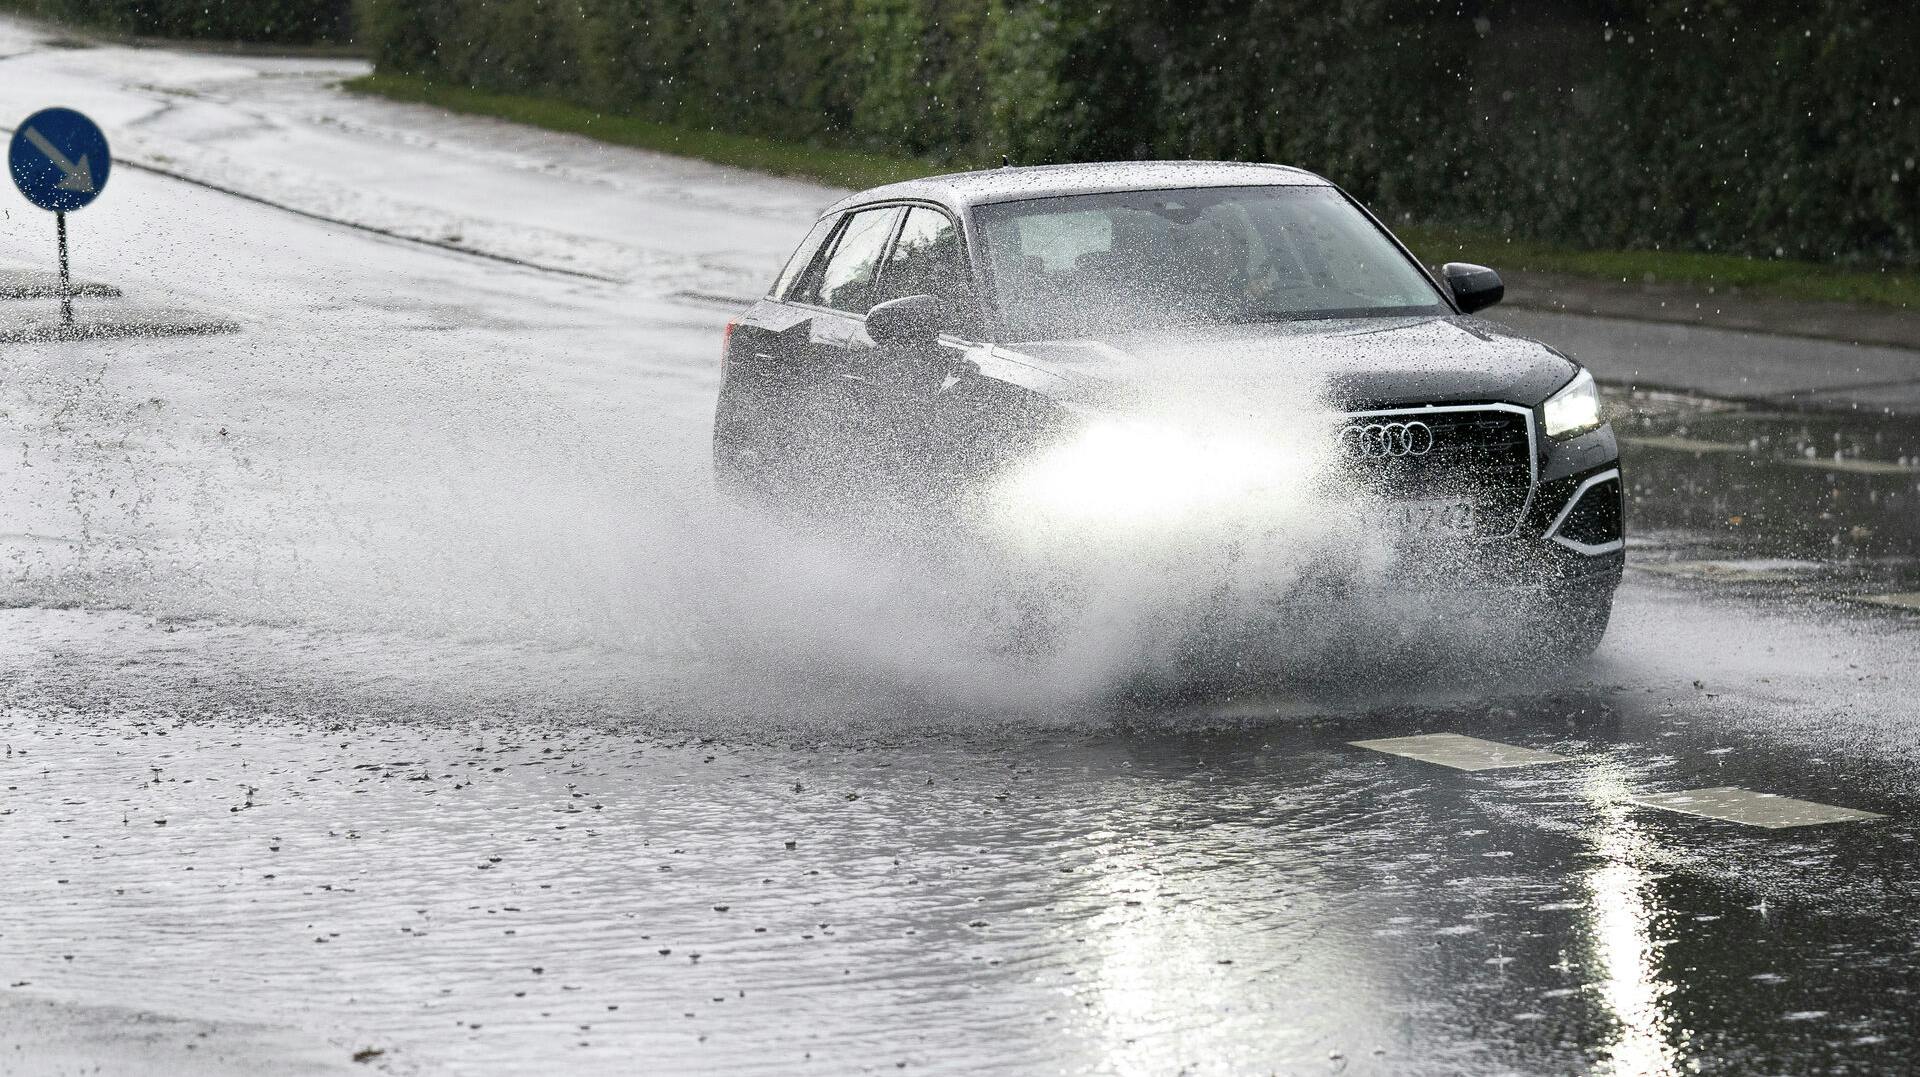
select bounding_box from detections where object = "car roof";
[820,160,1329,217]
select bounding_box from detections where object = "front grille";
[1336,408,1535,536]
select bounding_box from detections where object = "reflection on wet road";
[3,598,1916,1076]
[1622,389,1920,596]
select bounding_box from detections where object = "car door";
[782,204,906,499]
[721,206,901,498]
[716,215,838,490]
[839,204,988,506]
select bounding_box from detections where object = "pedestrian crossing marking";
[1348,733,1570,772]
[1627,786,1883,828]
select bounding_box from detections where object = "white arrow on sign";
[22,125,94,194]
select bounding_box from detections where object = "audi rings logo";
[1339,420,1435,458]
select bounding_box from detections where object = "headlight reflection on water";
[1581,771,1690,1077]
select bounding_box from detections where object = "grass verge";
[342,74,932,192]
[1401,224,1919,310]
[349,73,1918,311]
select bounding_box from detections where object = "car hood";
[985,315,1579,413]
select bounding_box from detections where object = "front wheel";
[1526,577,1618,666]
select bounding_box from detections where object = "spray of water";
[685,328,1532,713]
[0,315,1534,727]
[897,334,1524,707]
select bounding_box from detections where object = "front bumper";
[1336,403,1624,590]
[1464,425,1625,589]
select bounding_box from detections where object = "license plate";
[1381,499,1476,538]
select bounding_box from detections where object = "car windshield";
[975,185,1447,340]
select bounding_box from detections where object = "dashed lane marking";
[1633,559,1821,583]
[667,290,757,310]
[1627,787,1884,828]
[1845,592,1920,612]
[1348,733,1570,772]
[1621,435,1919,475]
[1620,435,1750,455]
[1783,456,1920,476]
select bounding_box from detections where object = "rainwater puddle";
[4,608,1918,1075]
[1617,389,1920,596]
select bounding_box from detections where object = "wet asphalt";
[5,412,1920,1075]
[4,21,1920,1076]
[5,571,1920,1076]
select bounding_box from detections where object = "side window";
[874,206,970,306]
[798,206,901,313]
[771,216,837,299]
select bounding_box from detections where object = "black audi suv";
[714,162,1624,659]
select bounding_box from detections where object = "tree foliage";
[5,0,350,42]
[72,0,1914,265]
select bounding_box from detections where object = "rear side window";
[795,206,902,313]
[771,217,836,299]
[873,206,971,307]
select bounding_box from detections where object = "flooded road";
[6,588,1920,1076]
[1623,390,1920,593]
[5,18,1920,1076]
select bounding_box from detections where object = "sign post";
[57,211,71,324]
[8,107,112,327]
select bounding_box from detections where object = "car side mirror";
[1442,262,1503,314]
[865,294,949,351]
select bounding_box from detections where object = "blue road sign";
[9,107,111,213]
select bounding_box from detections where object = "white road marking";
[1846,592,1920,612]
[1633,559,1821,583]
[1620,435,1749,455]
[1621,435,1918,475]
[1348,733,1570,771]
[1784,456,1920,476]
[1626,786,1883,828]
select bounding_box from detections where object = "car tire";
[712,423,774,505]
[712,444,754,502]
[1532,578,1617,665]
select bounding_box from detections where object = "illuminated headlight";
[1542,368,1601,438]
[996,420,1311,528]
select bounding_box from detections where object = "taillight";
[720,320,737,368]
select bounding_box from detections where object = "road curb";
[0,309,239,342]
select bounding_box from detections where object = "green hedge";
[4,0,350,43]
[359,0,1918,267]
